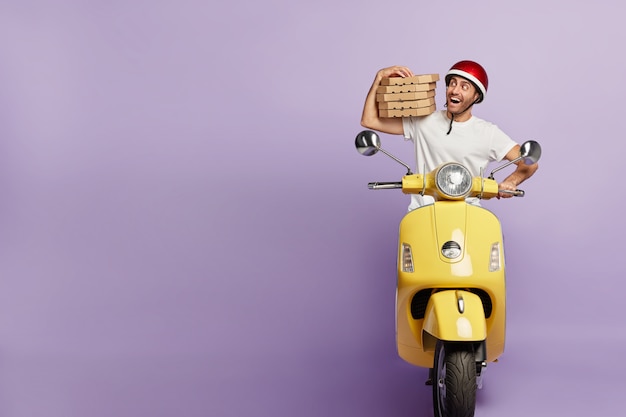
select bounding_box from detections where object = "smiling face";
[445,75,481,121]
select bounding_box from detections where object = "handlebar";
[367,181,526,197]
[368,182,403,190]
[499,189,525,197]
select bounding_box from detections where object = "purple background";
[0,1,624,416]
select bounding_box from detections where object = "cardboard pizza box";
[378,97,435,110]
[380,73,440,86]
[376,83,437,94]
[376,90,435,102]
[379,104,437,118]
[376,91,438,102]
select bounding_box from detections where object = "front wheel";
[433,341,477,417]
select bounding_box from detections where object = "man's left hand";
[497,181,517,199]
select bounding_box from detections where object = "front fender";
[422,290,486,346]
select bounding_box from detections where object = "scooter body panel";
[422,290,486,341]
[396,200,506,368]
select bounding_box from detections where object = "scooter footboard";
[422,290,487,347]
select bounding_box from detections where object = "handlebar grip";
[368,182,403,190]
[500,189,525,197]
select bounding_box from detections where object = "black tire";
[432,341,477,417]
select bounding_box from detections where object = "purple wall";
[0,1,623,416]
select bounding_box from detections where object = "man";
[361,60,538,210]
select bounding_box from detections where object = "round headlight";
[442,241,462,259]
[436,163,472,198]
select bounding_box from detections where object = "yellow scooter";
[355,130,541,417]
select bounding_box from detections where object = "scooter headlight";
[442,241,462,259]
[435,163,472,199]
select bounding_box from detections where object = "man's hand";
[497,145,539,199]
[376,66,414,80]
[497,181,518,199]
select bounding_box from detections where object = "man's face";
[446,76,480,113]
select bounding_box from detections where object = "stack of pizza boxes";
[377,73,440,118]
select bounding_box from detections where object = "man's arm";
[360,66,414,135]
[498,144,539,198]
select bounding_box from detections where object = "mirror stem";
[378,148,412,174]
[488,156,522,179]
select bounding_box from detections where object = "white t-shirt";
[402,110,517,210]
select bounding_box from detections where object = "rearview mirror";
[519,140,542,165]
[489,140,542,179]
[354,130,413,174]
[355,130,381,156]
